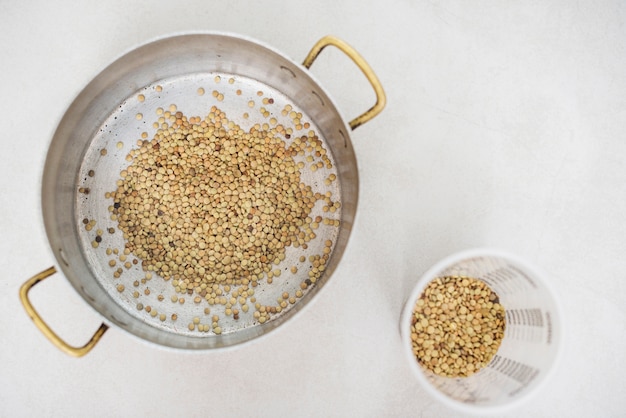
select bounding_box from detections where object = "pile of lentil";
[100,100,339,329]
[410,276,505,377]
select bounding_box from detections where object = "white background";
[2,1,625,417]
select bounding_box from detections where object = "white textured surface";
[2,1,625,417]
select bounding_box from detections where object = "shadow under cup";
[401,249,562,414]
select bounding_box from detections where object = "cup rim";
[400,247,564,415]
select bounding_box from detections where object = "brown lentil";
[410,276,505,378]
[87,84,344,332]
[109,106,332,299]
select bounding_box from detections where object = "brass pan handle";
[303,35,386,130]
[19,266,109,357]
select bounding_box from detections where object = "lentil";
[109,106,331,297]
[87,84,344,332]
[410,276,505,378]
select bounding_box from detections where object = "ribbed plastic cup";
[400,249,562,414]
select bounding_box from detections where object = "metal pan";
[20,33,385,356]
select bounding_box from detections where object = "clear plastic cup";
[400,249,563,414]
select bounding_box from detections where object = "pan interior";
[75,71,342,340]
